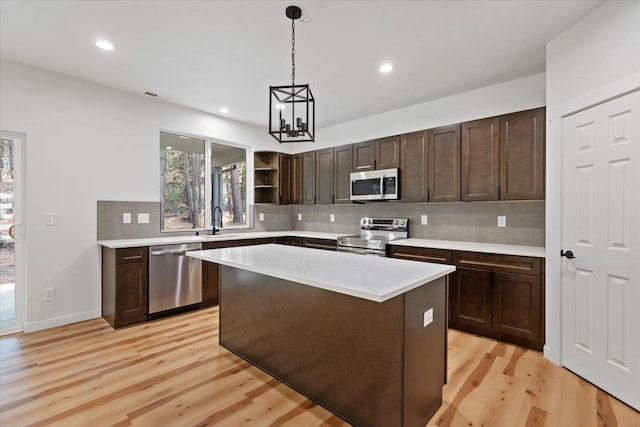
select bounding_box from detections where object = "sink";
[195,234,240,240]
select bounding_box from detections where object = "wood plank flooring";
[1,307,638,427]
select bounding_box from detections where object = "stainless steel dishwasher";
[149,243,202,314]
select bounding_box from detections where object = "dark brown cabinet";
[102,246,148,328]
[291,153,303,204]
[352,140,376,171]
[375,136,400,170]
[388,245,544,350]
[461,117,500,201]
[254,152,294,205]
[353,136,400,171]
[333,144,353,204]
[429,125,461,202]
[449,267,493,333]
[452,251,543,350]
[278,154,292,205]
[201,260,220,307]
[315,148,334,204]
[400,131,429,202]
[499,108,545,200]
[302,151,316,204]
[302,238,337,251]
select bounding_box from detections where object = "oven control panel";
[360,217,408,231]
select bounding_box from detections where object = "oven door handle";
[338,246,385,256]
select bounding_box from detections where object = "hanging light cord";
[291,18,296,87]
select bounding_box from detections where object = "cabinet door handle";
[122,255,143,260]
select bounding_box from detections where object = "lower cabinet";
[389,245,544,350]
[102,246,149,328]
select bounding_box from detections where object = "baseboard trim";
[24,309,101,333]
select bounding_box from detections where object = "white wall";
[291,73,546,153]
[0,60,276,332]
[545,1,640,364]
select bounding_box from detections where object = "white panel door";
[562,89,640,411]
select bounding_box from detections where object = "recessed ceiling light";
[95,40,114,51]
[179,136,190,139]
[219,107,230,114]
[379,63,393,73]
[165,146,173,150]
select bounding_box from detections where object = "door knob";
[561,250,575,259]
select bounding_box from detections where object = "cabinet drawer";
[116,247,148,264]
[453,251,541,276]
[388,246,453,264]
[303,238,337,251]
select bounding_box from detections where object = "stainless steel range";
[337,217,409,256]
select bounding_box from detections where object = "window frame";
[159,130,252,232]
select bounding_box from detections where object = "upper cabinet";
[333,144,353,204]
[255,107,544,206]
[461,108,545,201]
[302,151,316,205]
[291,153,303,204]
[375,136,401,170]
[499,108,545,200]
[315,148,334,204]
[461,117,500,201]
[353,136,400,171]
[278,154,292,205]
[400,131,429,202]
[429,124,461,202]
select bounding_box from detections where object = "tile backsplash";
[101,200,544,247]
[288,200,545,246]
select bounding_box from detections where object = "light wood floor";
[1,307,638,427]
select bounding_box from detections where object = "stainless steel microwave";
[350,168,399,201]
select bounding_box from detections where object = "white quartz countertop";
[187,244,455,303]
[389,238,545,258]
[97,231,344,249]
[98,230,545,258]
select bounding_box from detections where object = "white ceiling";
[0,0,604,129]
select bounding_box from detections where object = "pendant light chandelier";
[269,5,315,143]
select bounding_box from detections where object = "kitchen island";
[187,244,455,427]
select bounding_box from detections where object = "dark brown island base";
[187,244,455,427]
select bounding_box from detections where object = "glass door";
[1,134,22,335]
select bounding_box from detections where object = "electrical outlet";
[259,213,264,221]
[298,213,302,221]
[44,288,55,302]
[423,309,433,327]
[421,215,428,225]
[330,214,335,222]
[137,213,150,224]
[123,213,131,224]
[497,216,507,228]
[45,213,56,226]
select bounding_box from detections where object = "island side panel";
[219,266,404,427]
[403,276,447,427]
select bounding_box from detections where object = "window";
[160,132,247,231]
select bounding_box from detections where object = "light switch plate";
[497,216,506,228]
[423,309,433,327]
[298,213,302,221]
[45,213,56,226]
[259,213,264,221]
[137,213,150,224]
[330,214,335,222]
[123,213,131,224]
[421,215,428,225]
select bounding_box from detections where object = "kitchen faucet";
[212,206,223,235]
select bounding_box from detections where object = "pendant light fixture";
[269,5,315,143]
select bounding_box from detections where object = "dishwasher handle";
[150,248,198,256]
